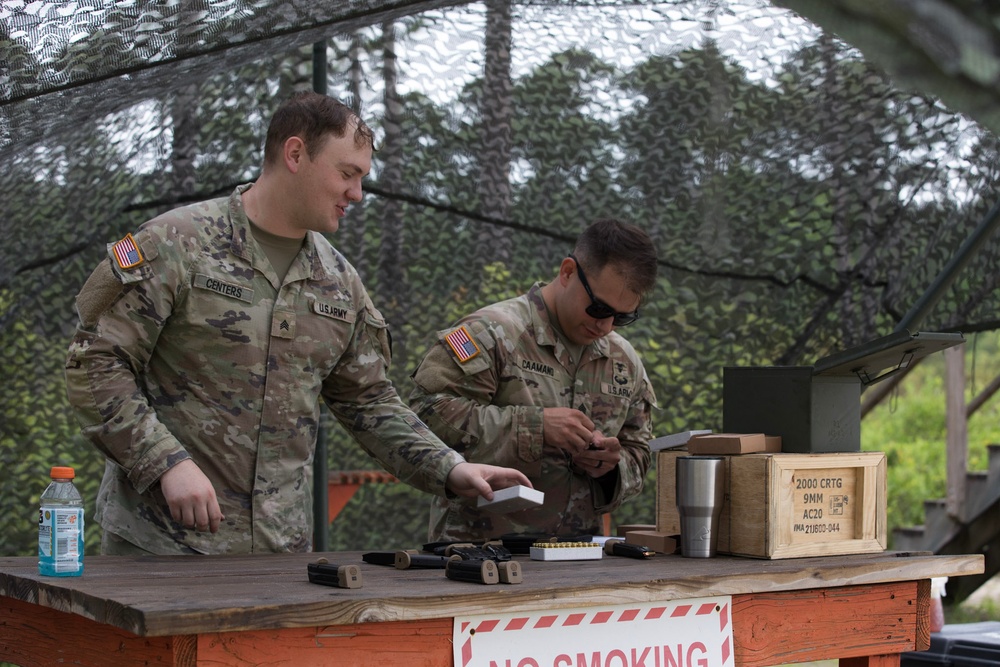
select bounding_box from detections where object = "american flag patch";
[111,233,144,270]
[444,325,480,363]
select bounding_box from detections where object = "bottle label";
[39,507,84,572]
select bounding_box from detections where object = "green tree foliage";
[773,0,1000,137]
[862,332,1000,542]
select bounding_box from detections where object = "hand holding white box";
[477,485,544,513]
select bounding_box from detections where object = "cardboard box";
[687,433,781,455]
[616,523,656,538]
[624,530,677,554]
[477,485,544,513]
[648,430,712,451]
[656,450,886,559]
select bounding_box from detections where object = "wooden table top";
[0,550,983,638]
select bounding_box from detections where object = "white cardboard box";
[648,430,712,451]
[529,543,603,561]
[477,484,545,513]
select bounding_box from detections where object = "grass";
[951,584,1000,623]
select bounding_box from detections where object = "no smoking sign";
[453,596,734,667]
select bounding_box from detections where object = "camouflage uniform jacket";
[65,184,463,554]
[409,283,656,541]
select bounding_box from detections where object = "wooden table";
[0,550,983,667]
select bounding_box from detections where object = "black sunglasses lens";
[573,255,639,326]
[585,303,616,320]
[612,312,639,326]
[586,303,639,326]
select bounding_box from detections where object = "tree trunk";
[377,20,407,352]
[477,0,514,265]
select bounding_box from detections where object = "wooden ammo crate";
[656,450,886,559]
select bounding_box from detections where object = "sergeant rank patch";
[444,325,480,363]
[111,233,144,270]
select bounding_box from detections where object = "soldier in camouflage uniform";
[65,92,529,555]
[409,219,658,542]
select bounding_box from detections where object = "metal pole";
[861,199,1000,407]
[312,40,328,96]
[896,198,1000,334]
[311,39,329,552]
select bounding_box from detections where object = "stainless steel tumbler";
[675,456,726,558]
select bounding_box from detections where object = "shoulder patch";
[111,233,144,270]
[444,325,481,363]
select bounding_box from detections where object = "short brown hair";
[573,218,658,296]
[263,92,374,165]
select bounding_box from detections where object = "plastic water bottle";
[38,466,84,577]
[929,576,948,632]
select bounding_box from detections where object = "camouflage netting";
[2,0,1000,556]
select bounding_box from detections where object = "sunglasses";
[568,254,640,327]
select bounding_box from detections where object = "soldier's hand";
[572,431,621,477]
[445,462,533,500]
[542,407,596,455]
[160,459,225,533]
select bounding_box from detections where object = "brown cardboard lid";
[812,330,965,385]
[687,433,782,455]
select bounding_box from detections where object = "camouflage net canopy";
[2,0,1000,555]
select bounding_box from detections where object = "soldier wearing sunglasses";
[409,219,658,542]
